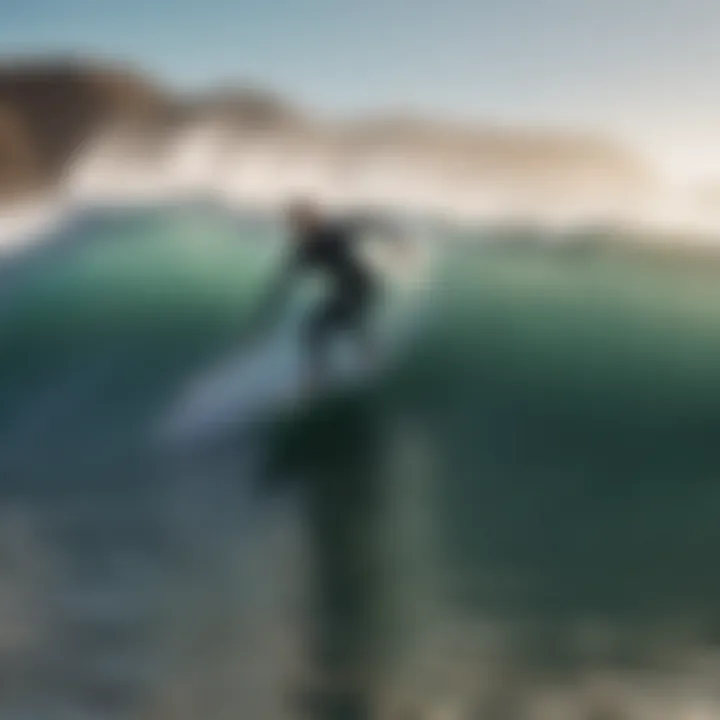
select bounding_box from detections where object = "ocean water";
[2,204,720,718]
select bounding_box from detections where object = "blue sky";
[3,0,720,179]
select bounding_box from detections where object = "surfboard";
[156,229,434,445]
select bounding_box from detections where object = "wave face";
[2,205,720,717]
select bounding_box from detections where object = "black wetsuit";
[291,221,378,355]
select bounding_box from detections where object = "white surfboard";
[155,230,434,445]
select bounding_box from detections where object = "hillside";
[0,58,656,214]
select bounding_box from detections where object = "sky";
[2,0,720,183]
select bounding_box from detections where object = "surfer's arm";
[344,212,401,240]
[345,213,413,257]
[344,213,413,270]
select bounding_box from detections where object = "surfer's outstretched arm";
[345,212,402,240]
[344,212,413,271]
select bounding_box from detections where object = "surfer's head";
[286,198,322,236]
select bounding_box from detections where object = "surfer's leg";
[348,288,378,373]
[302,300,340,393]
[303,289,375,391]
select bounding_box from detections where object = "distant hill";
[185,87,306,130]
[0,57,657,214]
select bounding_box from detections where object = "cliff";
[0,58,166,196]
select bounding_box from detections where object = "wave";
[0,126,719,268]
[2,204,720,718]
[0,196,71,256]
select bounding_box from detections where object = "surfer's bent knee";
[302,291,369,355]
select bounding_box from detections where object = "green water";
[2,205,720,717]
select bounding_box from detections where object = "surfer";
[250,200,399,394]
